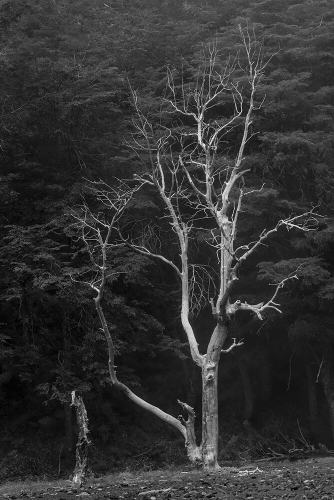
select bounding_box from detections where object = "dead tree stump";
[71,391,90,487]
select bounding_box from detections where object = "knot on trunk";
[205,373,214,383]
[204,362,216,385]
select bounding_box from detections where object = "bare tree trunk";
[200,323,228,470]
[201,360,220,470]
[71,391,90,488]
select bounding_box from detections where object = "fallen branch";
[138,489,172,497]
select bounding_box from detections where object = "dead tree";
[72,27,317,470]
[71,183,200,463]
[71,391,90,487]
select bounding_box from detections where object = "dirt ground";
[1,457,334,500]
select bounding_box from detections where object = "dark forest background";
[1,0,334,480]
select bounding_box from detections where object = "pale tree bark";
[71,185,199,463]
[72,27,318,470]
[71,391,90,488]
[126,27,315,470]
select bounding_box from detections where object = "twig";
[58,443,64,477]
[316,356,324,383]
[221,338,244,353]
[297,419,310,449]
[287,352,294,391]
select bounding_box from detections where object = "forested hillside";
[1,0,334,479]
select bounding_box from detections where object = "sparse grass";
[0,479,70,496]
[0,466,192,496]
[107,465,188,483]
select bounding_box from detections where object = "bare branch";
[233,210,319,271]
[118,230,182,278]
[226,275,298,320]
[189,264,217,315]
[221,338,244,353]
[70,179,189,442]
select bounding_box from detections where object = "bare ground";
[1,457,334,500]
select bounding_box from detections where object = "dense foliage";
[1,0,334,479]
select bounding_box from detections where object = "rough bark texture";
[71,391,90,488]
[201,323,228,470]
[177,400,202,463]
[201,362,219,470]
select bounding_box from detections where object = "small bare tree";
[72,27,317,470]
[71,183,192,454]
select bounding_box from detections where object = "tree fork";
[178,400,202,464]
[94,293,191,451]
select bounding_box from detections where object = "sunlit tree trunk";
[201,365,219,469]
[201,323,228,469]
